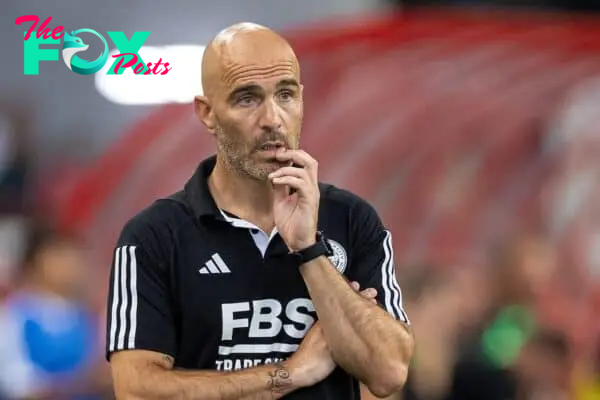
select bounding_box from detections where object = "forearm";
[115,360,301,400]
[300,257,412,395]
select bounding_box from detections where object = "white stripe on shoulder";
[127,246,138,348]
[385,232,409,323]
[117,246,130,349]
[381,231,395,318]
[381,231,409,322]
[108,246,122,352]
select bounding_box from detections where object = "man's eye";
[237,95,256,105]
[278,90,294,101]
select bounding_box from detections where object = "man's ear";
[194,95,216,134]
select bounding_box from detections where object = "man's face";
[510,238,557,299]
[196,29,304,181]
[37,239,86,298]
[213,73,303,180]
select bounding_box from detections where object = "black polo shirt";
[105,155,408,399]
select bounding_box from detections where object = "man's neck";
[208,158,275,233]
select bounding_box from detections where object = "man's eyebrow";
[227,79,300,101]
[228,84,261,100]
[277,79,300,88]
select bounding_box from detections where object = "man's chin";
[259,163,283,178]
[242,162,280,181]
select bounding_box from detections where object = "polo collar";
[183,155,223,221]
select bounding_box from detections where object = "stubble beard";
[216,128,279,182]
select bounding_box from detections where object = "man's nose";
[258,99,282,131]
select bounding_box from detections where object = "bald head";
[201,23,300,99]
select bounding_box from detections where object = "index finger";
[274,149,318,170]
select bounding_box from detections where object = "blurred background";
[1,0,600,398]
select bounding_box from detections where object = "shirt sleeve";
[349,200,409,324]
[105,217,176,360]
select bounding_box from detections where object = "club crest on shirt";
[327,239,347,273]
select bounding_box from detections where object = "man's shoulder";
[318,182,377,216]
[119,190,192,243]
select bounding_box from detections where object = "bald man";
[106,23,413,399]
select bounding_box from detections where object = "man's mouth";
[257,141,286,152]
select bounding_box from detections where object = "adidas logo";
[199,253,231,275]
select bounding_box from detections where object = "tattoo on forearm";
[268,363,292,395]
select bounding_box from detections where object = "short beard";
[215,128,275,181]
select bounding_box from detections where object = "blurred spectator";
[0,216,28,294]
[0,223,111,399]
[0,103,34,296]
[362,232,557,399]
[447,232,558,400]
[407,266,489,400]
[0,106,32,215]
[361,265,488,400]
[573,336,600,400]
[514,329,571,400]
